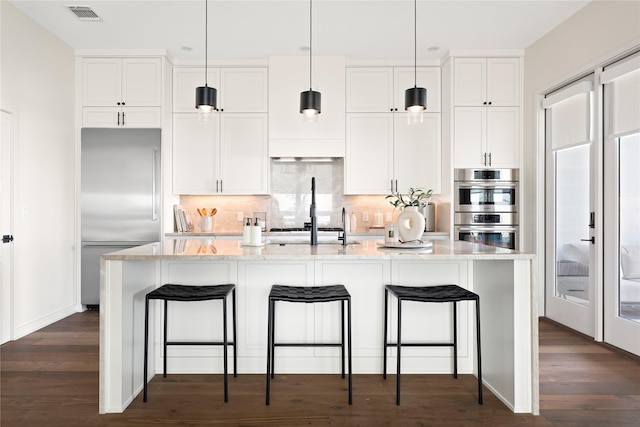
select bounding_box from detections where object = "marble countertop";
[102,239,533,261]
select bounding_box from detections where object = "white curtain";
[543,80,593,151]
[602,56,640,138]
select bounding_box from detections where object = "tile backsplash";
[179,158,442,233]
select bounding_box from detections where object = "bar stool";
[383,284,482,405]
[143,283,237,402]
[266,284,352,405]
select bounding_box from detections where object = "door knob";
[580,237,595,244]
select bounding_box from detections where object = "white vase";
[397,206,425,242]
[201,216,212,233]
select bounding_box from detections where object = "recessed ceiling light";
[300,46,310,52]
[181,46,193,52]
[427,46,440,52]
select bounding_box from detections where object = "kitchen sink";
[266,239,360,246]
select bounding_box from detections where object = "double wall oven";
[454,168,519,250]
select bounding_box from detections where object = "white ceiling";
[9,0,590,61]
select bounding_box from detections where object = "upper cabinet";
[453,58,520,107]
[81,57,162,128]
[452,57,521,168]
[268,56,345,157]
[173,67,267,113]
[346,67,441,113]
[172,67,269,195]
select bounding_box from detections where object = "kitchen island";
[99,239,537,414]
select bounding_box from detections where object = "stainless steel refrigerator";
[81,128,161,306]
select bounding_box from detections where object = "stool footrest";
[166,341,235,346]
[273,342,342,348]
[385,342,454,348]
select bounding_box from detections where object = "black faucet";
[310,177,318,245]
[338,207,348,246]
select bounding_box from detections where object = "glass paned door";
[604,132,640,355]
[546,143,595,336]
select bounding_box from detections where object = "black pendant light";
[195,0,217,114]
[405,0,427,124]
[300,0,321,122]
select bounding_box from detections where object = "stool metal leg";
[341,300,345,379]
[396,296,402,406]
[453,301,458,379]
[476,297,483,405]
[163,299,168,377]
[347,297,352,405]
[270,300,276,380]
[266,297,273,405]
[223,295,228,402]
[143,296,150,402]
[383,288,388,380]
[232,288,237,377]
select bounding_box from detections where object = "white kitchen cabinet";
[345,112,441,195]
[82,57,162,127]
[82,57,162,107]
[454,106,519,168]
[82,106,161,128]
[268,56,345,157]
[173,113,268,195]
[173,67,267,113]
[346,67,441,113]
[453,57,520,107]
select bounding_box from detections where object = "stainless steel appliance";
[81,128,161,306]
[454,168,518,250]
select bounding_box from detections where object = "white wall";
[0,3,78,338]
[523,0,640,312]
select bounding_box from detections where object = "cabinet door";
[220,68,268,113]
[486,107,520,168]
[486,58,520,106]
[454,107,486,168]
[173,68,220,113]
[345,68,394,112]
[344,113,394,195]
[394,113,442,194]
[219,113,269,194]
[453,58,486,106]
[82,58,121,106]
[121,58,162,106]
[393,67,441,113]
[173,113,219,194]
[82,107,161,128]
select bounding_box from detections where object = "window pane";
[619,133,640,322]
[555,144,590,304]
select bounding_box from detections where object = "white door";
[0,110,14,344]
[602,56,640,356]
[544,77,596,336]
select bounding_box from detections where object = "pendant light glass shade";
[195,0,217,116]
[405,0,426,124]
[300,89,321,122]
[300,0,320,122]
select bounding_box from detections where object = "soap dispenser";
[251,217,262,245]
[243,218,252,245]
[350,212,357,233]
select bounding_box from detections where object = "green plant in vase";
[385,187,433,242]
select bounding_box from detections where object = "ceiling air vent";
[66,5,101,21]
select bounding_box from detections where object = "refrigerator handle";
[152,148,158,221]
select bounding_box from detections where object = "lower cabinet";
[173,113,268,194]
[345,113,441,195]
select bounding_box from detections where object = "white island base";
[99,239,537,415]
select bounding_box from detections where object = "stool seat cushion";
[385,284,478,302]
[147,284,235,302]
[269,285,350,303]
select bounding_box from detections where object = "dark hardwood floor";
[1,311,639,426]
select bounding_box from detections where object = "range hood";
[268,56,345,158]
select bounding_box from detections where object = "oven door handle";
[456,182,518,189]
[456,226,518,232]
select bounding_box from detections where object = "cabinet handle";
[488,153,492,166]
[122,112,125,126]
[216,180,219,193]
[220,180,223,193]
[117,102,121,106]
[483,153,487,166]
[488,101,492,105]
[122,102,126,106]
[483,102,487,105]
[117,112,120,126]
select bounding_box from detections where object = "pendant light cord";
[413,0,417,88]
[309,0,313,91]
[204,0,208,86]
